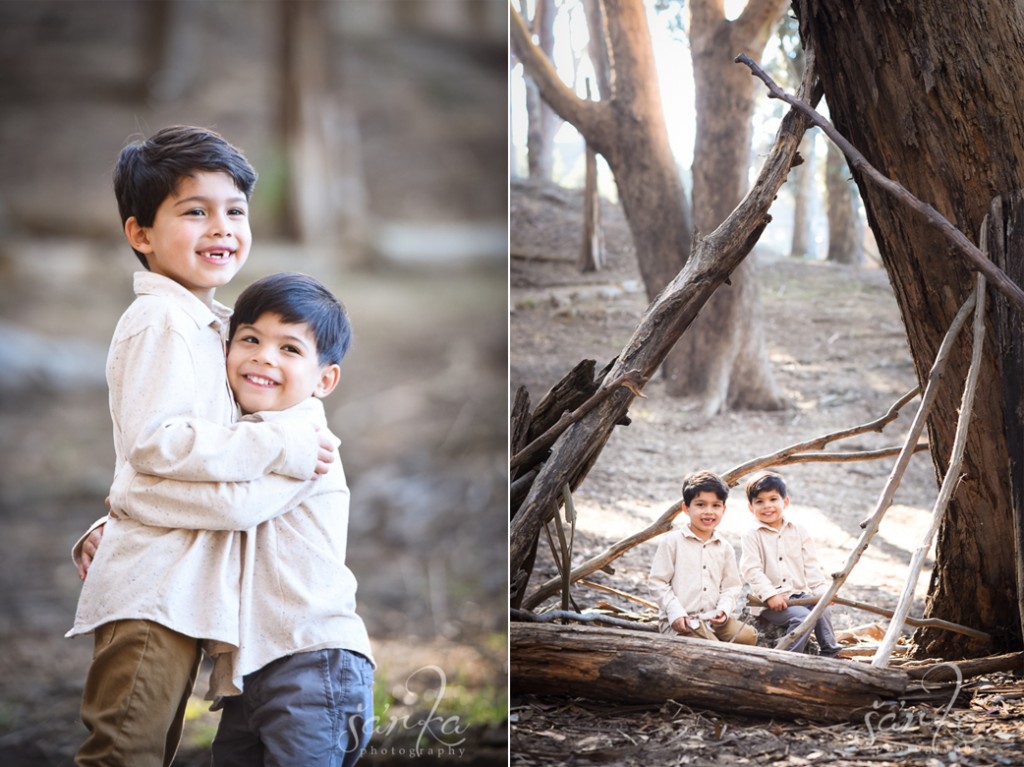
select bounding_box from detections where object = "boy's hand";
[313,427,336,478]
[708,611,727,625]
[78,525,105,581]
[766,594,788,611]
[671,616,693,634]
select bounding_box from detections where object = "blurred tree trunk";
[578,0,612,273]
[825,141,861,264]
[146,0,201,102]
[524,0,559,182]
[794,0,1024,654]
[673,0,789,414]
[790,132,816,259]
[281,0,343,247]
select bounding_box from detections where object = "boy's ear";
[314,363,341,399]
[124,217,154,254]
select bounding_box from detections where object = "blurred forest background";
[0,1,507,764]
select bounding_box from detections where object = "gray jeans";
[212,648,374,767]
[759,593,840,655]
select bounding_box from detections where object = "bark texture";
[793,0,1024,654]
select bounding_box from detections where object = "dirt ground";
[508,178,1024,765]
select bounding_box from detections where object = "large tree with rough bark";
[793,0,1024,655]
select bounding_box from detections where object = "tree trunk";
[825,140,862,265]
[790,132,817,259]
[512,0,693,382]
[793,0,1024,655]
[524,0,558,182]
[511,623,908,723]
[673,0,789,414]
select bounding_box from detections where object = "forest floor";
[508,178,1023,766]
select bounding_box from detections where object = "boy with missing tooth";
[648,470,758,645]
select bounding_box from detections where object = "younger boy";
[739,470,842,657]
[97,272,375,766]
[67,126,333,767]
[648,470,758,645]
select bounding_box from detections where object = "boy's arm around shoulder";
[108,464,323,531]
[109,407,341,531]
[112,324,319,482]
[648,532,688,626]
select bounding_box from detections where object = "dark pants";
[760,593,841,655]
[212,648,374,767]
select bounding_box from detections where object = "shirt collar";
[756,516,792,533]
[680,524,722,544]
[133,271,232,331]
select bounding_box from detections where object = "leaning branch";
[873,274,989,665]
[510,370,647,472]
[736,53,1024,312]
[776,291,979,650]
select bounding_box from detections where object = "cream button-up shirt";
[648,525,743,627]
[67,272,318,646]
[112,398,374,699]
[739,516,829,602]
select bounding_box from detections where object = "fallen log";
[510,622,908,723]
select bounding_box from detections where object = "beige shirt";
[67,272,318,645]
[739,516,828,602]
[648,525,742,626]
[118,398,374,699]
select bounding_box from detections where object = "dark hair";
[745,471,788,503]
[113,125,257,267]
[681,470,730,506]
[230,272,352,366]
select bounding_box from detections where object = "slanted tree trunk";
[793,0,1024,654]
[825,141,862,265]
[671,0,789,414]
[511,0,693,325]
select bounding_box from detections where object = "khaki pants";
[661,616,759,645]
[77,619,202,767]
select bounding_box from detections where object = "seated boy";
[739,470,842,657]
[648,470,758,645]
[82,272,375,766]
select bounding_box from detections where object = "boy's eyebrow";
[173,194,248,207]
[235,324,311,349]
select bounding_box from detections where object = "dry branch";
[510,622,908,723]
[873,274,988,666]
[737,53,1024,312]
[510,369,646,472]
[777,292,979,650]
[755,596,991,642]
